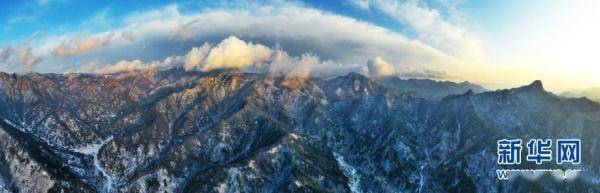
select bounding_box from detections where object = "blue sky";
[0,0,416,45]
[1,0,176,44]
[1,0,599,91]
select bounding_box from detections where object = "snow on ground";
[73,136,115,191]
[333,152,361,193]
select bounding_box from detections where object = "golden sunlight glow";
[461,1,600,92]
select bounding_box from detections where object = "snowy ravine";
[333,152,362,193]
[73,136,115,192]
[0,69,598,192]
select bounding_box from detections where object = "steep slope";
[425,81,600,192]
[0,69,598,193]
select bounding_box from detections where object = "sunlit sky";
[0,0,599,92]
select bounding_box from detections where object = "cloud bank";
[350,0,482,60]
[52,32,116,59]
[1,1,483,80]
[84,36,345,76]
[367,57,396,76]
[202,36,273,71]
[0,47,12,63]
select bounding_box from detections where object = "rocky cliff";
[0,68,598,193]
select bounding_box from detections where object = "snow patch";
[2,119,30,133]
[217,182,228,193]
[74,136,113,155]
[333,152,361,193]
[73,136,115,192]
[290,133,301,140]
[249,160,258,171]
[268,145,281,154]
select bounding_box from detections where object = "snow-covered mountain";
[376,77,486,100]
[0,68,598,193]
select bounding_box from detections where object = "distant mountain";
[560,87,600,103]
[377,77,486,100]
[0,68,598,193]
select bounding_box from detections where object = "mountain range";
[561,87,600,104]
[0,68,598,193]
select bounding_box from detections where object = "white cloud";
[98,60,147,73]
[0,32,44,70]
[91,59,163,74]
[82,55,183,74]
[349,0,482,62]
[184,43,211,70]
[14,45,41,68]
[12,2,477,79]
[0,46,13,63]
[79,35,454,86]
[120,31,137,42]
[52,32,116,59]
[203,36,273,71]
[367,56,395,76]
[162,4,453,68]
[80,36,353,79]
[398,69,451,79]
[282,54,319,88]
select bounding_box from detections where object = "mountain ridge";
[0,68,598,193]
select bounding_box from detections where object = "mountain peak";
[2,68,600,192]
[526,80,544,90]
[345,72,368,80]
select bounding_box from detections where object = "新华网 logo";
[496,138,581,181]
